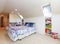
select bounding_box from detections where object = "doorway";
[0,13,9,29]
[0,15,4,27]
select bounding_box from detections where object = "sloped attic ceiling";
[0,0,7,13]
[0,0,60,18]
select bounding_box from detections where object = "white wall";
[9,14,60,34]
[52,15,60,34]
[24,16,45,34]
[25,15,60,34]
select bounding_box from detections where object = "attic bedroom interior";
[0,0,60,44]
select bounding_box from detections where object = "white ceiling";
[0,0,60,18]
[0,0,7,13]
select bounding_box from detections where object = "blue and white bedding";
[6,26,36,41]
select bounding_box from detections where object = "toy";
[51,32,58,39]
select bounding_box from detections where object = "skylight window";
[42,4,52,17]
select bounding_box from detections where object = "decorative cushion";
[25,22,35,27]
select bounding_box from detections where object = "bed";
[6,22,36,41]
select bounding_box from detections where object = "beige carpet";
[0,29,60,44]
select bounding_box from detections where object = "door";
[0,14,9,29]
[0,15,4,27]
